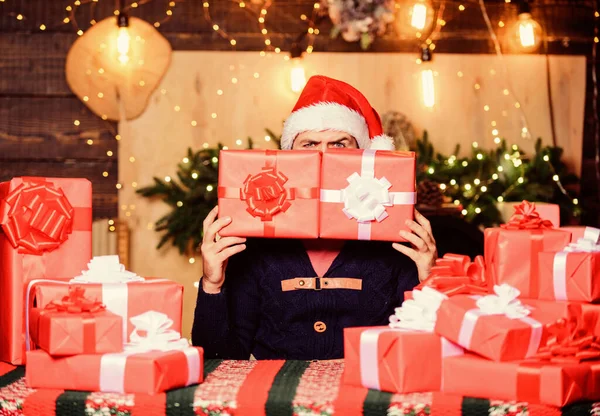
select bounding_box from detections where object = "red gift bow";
[45,287,106,314]
[501,201,553,230]
[241,167,291,221]
[534,317,600,363]
[0,179,75,255]
[415,253,488,297]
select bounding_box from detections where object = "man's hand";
[200,206,246,293]
[392,209,438,282]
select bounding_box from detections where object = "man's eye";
[303,142,317,147]
[331,142,346,148]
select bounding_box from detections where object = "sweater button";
[314,321,327,333]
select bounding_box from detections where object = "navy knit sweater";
[191,238,419,360]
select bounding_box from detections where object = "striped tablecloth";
[0,360,596,416]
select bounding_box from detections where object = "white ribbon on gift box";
[24,256,167,350]
[359,287,462,391]
[456,284,543,358]
[99,311,201,393]
[552,237,600,300]
[319,149,416,240]
[582,227,600,243]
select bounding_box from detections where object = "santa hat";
[281,76,395,151]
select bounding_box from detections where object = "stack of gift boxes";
[343,200,600,407]
[0,177,203,395]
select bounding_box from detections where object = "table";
[0,359,597,416]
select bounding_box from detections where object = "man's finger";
[214,237,247,253]
[218,244,247,261]
[399,229,427,251]
[392,243,419,263]
[202,207,220,240]
[405,220,436,251]
[414,210,433,234]
[204,216,232,244]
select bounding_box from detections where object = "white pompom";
[369,134,396,150]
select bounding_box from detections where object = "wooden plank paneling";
[0,160,118,218]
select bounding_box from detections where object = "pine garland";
[137,131,580,255]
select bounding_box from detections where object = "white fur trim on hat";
[369,134,396,150]
[281,102,371,149]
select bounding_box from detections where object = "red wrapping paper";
[484,227,571,298]
[442,354,600,407]
[343,326,462,393]
[0,177,92,364]
[434,295,575,362]
[29,308,122,356]
[217,149,321,238]
[31,280,183,344]
[26,347,204,395]
[320,149,415,241]
[537,251,600,302]
[561,226,600,243]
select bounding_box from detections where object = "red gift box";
[434,293,575,362]
[217,149,321,238]
[320,149,416,241]
[29,287,123,356]
[26,347,203,395]
[561,226,600,243]
[442,354,600,407]
[537,250,600,302]
[484,202,571,299]
[29,279,183,346]
[344,326,463,393]
[0,177,92,364]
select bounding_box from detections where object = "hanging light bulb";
[289,44,306,93]
[396,0,435,39]
[116,8,131,64]
[419,46,435,108]
[511,1,543,52]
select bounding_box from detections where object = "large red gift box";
[442,354,600,407]
[434,293,574,362]
[26,347,204,395]
[343,326,463,393]
[217,149,321,238]
[29,287,123,356]
[320,149,416,241]
[0,177,92,364]
[537,250,600,302]
[30,280,183,345]
[484,224,571,299]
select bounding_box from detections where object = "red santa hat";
[281,75,395,151]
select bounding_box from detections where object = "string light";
[497,196,504,202]
[450,179,457,185]
[206,185,214,191]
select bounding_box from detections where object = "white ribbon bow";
[475,284,531,319]
[562,237,600,253]
[124,311,190,353]
[389,287,448,332]
[342,172,393,223]
[71,255,144,283]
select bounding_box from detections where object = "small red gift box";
[0,177,92,364]
[343,326,463,393]
[561,226,600,243]
[434,290,575,362]
[29,287,123,356]
[26,347,203,395]
[217,149,321,238]
[320,149,415,241]
[442,354,600,407]
[30,279,183,345]
[538,250,600,302]
[485,202,571,298]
